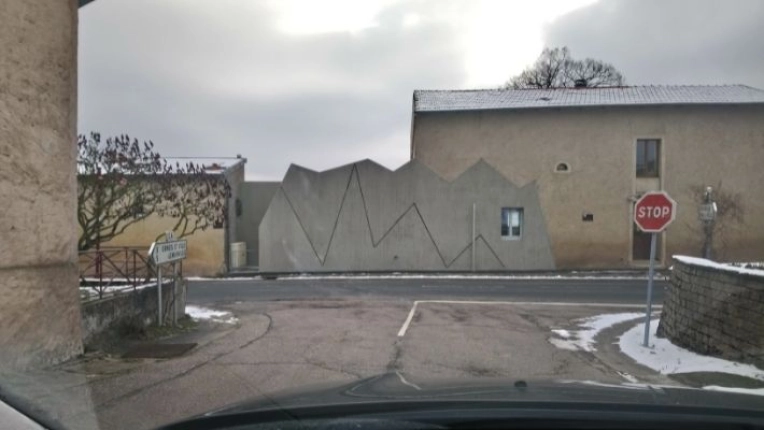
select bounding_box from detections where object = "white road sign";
[698,202,718,222]
[149,240,187,265]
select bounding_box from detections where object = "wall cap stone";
[673,255,764,280]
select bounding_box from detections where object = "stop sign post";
[634,191,677,347]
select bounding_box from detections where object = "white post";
[643,232,657,347]
[157,266,163,327]
[471,203,476,272]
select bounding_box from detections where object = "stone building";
[410,85,764,268]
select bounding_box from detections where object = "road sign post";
[149,237,187,327]
[633,191,677,347]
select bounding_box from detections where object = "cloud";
[78,0,468,180]
[544,0,764,88]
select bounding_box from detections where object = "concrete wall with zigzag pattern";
[259,159,555,272]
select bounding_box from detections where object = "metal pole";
[703,221,713,259]
[157,266,163,327]
[471,203,476,272]
[172,262,178,326]
[643,232,657,347]
[702,187,714,259]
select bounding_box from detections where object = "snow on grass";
[186,305,238,324]
[549,313,645,352]
[619,319,764,381]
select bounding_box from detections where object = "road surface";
[188,277,667,305]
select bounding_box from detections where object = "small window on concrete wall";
[501,208,523,240]
[636,139,660,177]
[555,162,570,172]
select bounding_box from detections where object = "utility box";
[230,242,247,269]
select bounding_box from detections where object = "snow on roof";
[413,85,764,112]
[673,255,764,278]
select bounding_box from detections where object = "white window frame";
[501,207,523,240]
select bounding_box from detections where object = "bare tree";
[504,47,625,89]
[686,181,745,260]
[77,133,230,251]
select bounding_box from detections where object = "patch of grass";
[140,316,198,341]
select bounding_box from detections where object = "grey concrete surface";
[186,278,668,305]
[0,0,83,369]
[236,182,280,266]
[259,159,555,272]
[224,160,247,271]
[4,291,685,430]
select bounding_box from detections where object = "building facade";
[258,159,555,272]
[411,85,764,268]
[98,158,246,276]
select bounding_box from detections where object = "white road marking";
[396,371,422,390]
[397,302,419,337]
[396,300,661,337]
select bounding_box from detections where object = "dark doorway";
[632,223,661,261]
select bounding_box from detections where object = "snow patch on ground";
[549,313,645,352]
[187,274,667,281]
[80,280,173,300]
[703,386,764,396]
[619,319,764,381]
[617,371,639,383]
[186,305,238,324]
[551,329,571,339]
[286,274,662,281]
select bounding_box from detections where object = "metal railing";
[78,246,157,299]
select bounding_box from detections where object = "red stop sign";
[634,191,677,233]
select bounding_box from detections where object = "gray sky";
[79,0,764,180]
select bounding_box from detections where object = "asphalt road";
[30,276,671,430]
[188,277,667,305]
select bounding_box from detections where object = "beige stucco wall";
[412,104,764,268]
[102,215,225,277]
[0,0,83,368]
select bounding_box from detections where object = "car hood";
[204,372,764,416]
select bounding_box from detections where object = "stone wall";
[81,280,187,348]
[0,0,83,369]
[657,256,764,368]
[259,159,555,272]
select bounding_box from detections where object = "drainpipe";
[471,203,476,272]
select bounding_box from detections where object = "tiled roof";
[413,85,764,112]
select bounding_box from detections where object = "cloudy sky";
[78,0,764,180]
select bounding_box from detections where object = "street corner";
[546,311,764,394]
[64,304,248,377]
[545,310,674,385]
[392,301,652,383]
